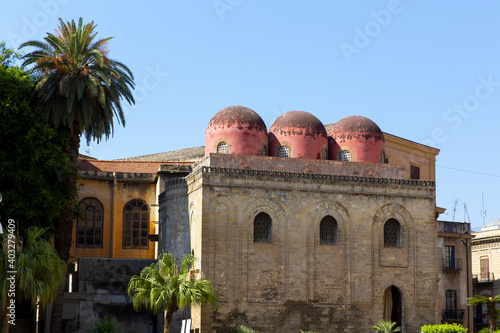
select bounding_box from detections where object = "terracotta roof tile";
[79,159,193,173]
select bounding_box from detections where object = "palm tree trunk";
[164,310,173,333]
[488,303,496,333]
[50,127,80,333]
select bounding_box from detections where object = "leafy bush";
[478,328,500,333]
[372,320,401,333]
[234,326,259,333]
[86,315,120,333]
[420,323,467,333]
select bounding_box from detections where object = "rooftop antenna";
[452,199,458,222]
[481,192,487,226]
[463,203,471,224]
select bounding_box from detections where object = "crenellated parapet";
[198,166,435,187]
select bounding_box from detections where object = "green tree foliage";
[479,328,500,333]
[420,323,467,333]
[86,315,120,333]
[20,18,135,332]
[127,253,218,333]
[468,295,500,333]
[0,41,22,67]
[0,64,71,233]
[372,320,401,333]
[0,226,65,333]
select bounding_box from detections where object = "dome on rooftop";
[268,111,328,159]
[205,106,268,156]
[328,116,385,163]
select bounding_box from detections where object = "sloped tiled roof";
[79,159,193,173]
[121,146,205,162]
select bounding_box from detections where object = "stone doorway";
[383,285,402,329]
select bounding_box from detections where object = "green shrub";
[86,315,120,333]
[478,328,500,333]
[372,320,401,333]
[234,326,259,333]
[420,323,467,333]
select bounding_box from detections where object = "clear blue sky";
[2,1,500,230]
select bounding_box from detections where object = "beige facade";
[471,220,500,331]
[160,152,445,332]
[436,221,473,329]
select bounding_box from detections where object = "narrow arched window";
[123,199,150,249]
[217,142,228,154]
[384,219,401,248]
[77,197,103,248]
[254,212,272,243]
[339,150,351,161]
[278,146,289,157]
[321,147,328,160]
[259,144,267,156]
[320,216,337,245]
[380,151,386,163]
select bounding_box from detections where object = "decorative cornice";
[199,166,435,187]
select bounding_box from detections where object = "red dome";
[328,116,385,163]
[205,106,268,156]
[268,111,328,159]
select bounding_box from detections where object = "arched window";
[77,197,103,248]
[320,215,337,245]
[339,150,351,161]
[321,147,328,160]
[123,199,150,249]
[380,151,386,163]
[384,219,401,248]
[278,145,289,157]
[259,144,267,156]
[217,142,228,154]
[254,212,272,243]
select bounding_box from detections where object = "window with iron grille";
[384,219,401,248]
[278,146,289,157]
[339,150,351,161]
[254,212,272,243]
[217,142,228,154]
[259,144,267,156]
[321,147,328,160]
[320,216,337,245]
[446,290,457,318]
[380,151,386,163]
[123,200,150,249]
[77,197,103,248]
[444,245,456,269]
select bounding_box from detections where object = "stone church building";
[159,106,456,332]
[60,105,472,333]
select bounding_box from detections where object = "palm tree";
[20,18,134,332]
[372,320,401,333]
[0,226,65,333]
[468,294,500,333]
[127,253,219,333]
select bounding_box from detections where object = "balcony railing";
[437,221,471,234]
[443,258,463,274]
[473,273,495,283]
[443,309,465,321]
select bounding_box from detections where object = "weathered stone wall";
[163,154,437,333]
[65,257,155,333]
